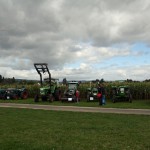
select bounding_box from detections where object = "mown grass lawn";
[0,98,150,109]
[0,107,150,150]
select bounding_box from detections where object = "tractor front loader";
[34,63,61,102]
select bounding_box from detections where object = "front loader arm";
[34,63,51,89]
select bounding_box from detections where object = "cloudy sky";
[0,0,150,81]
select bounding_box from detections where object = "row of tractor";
[33,63,132,103]
[86,86,132,103]
[0,63,132,103]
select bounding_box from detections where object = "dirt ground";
[0,103,150,115]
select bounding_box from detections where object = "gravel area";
[0,103,150,115]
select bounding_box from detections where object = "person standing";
[97,85,102,105]
[100,84,106,105]
[76,89,80,103]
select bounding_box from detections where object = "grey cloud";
[0,0,149,80]
[60,0,150,46]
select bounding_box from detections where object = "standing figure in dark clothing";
[97,84,106,105]
[100,84,106,105]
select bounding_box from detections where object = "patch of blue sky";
[65,42,149,69]
[93,43,150,69]
[131,43,150,51]
[131,43,150,64]
[104,42,150,66]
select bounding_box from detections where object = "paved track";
[0,103,150,115]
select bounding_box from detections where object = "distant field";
[0,99,150,109]
[0,107,149,150]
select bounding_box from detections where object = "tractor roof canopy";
[67,81,79,90]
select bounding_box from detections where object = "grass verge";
[0,107,150,150]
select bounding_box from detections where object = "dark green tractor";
[34,63,61,102]
[111,86,132,103]
[0,88,28,100]
[86,87,99,102]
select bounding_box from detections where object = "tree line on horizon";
[0,74,150,85]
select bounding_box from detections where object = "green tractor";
[86,87,99,102]
[111,85,132,103]
[34,63,61,102]
[61,81,80,102]
[86,80,101,102]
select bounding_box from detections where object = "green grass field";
[0,108,150,150]
[0,98,150,109]
[0,107,150,150]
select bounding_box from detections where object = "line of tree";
[0,75,15,83]
[0,75,36,85]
